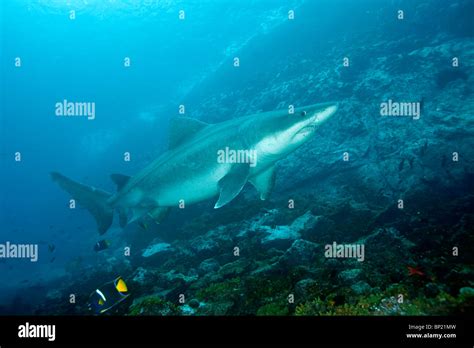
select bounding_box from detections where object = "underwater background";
[0,0,473,315]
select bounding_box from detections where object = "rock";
[188,299,201,309]
[188,268,199,277]
[357,227,416,287]
[290,211,320,232]
[373,296,404,315]
[45,289,62,301]
[202,301,234,315]
[189,272,224,291]
[295,278,317,300]
[459,287,474,297]
[129,295,180,316]
[236,209,279,238]
[142,242,173,257]
[250,261,281,276]
[338,269,363,283]
[198,258,220,276]
[351,281,372,296]
[180,304,195,315]
[324,258,344,270]
[424,282,440,298]
[190,236,219,258]
[101,256,133,274]
[132,267,154,284]
[248,209,280,230]
[280,239,319,267]
[219,259,253,278]
[301,216,335,239]
[359,227,415,250]
[158,270,198,287]
[261,225,300,249]
[259,211,320,249]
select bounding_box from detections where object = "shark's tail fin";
[50,172,114,234]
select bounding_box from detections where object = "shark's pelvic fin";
[249,165,276,200]
[147,206,170,224]
[110,174,131,191]
[123,197,162,225]
[168,117,209,149]
[50,172,113,234]
[128,206,150,224]
[214,164,249,209]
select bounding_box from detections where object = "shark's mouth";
[296,125,316,137]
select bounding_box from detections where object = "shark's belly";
[153,162,231,207]
[120,133,249,209]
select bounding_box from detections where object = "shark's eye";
[301,111,307,116]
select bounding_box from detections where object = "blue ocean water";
[0,0,473,315]
[1,0,297,286]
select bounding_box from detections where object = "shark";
[51,102,339,234]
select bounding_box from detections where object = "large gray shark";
[51,102,338,234]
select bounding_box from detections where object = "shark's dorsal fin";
[110,174,131,191]
[249,165,276,200]
[169,117,209,149]
[214,164,250,209]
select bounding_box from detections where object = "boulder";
[280,239,319,267]
[338,268,363,284]
[142,242,174,258]
[295,278,318,300]
[219,259,253,278]
[350,281,372,296]
[261,225,300,249]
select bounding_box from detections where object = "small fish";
[407,266,424,276]
[48,244,56,253]
[138,221,148,230]
[50,257,56,263]
[89,276,130,314]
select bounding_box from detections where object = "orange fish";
[407,266,424,276]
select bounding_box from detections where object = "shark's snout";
[296,101,339,123]
[313,102,339,124]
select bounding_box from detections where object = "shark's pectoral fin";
[169,117,209,149]
[147,207,170,224]
[214,164,250,209]
[249,165,276,200]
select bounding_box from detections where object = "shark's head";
[254,102,339,158]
